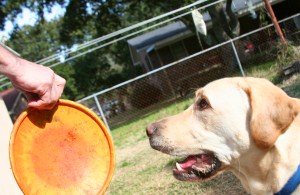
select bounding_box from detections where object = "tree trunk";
[205,0,240,44]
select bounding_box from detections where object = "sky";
[0,3,66,39]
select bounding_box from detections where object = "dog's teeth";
[176,162,184,171]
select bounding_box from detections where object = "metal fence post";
[230,39,245,77]
[93,96,111,133]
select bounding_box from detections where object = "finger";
[27,92,57,110]
[26,88,56,110]
[54,74,66,98]
[37,89,58,110]
[49,80,59,104]
[28,99,56,110]
[24,92,39,104]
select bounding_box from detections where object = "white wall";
[0,97,22,194]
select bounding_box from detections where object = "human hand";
[8,58,66,110]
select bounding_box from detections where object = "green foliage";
[275,42,300,68]
[1,0,65,26]
[52,64,78,99]
[60,0,92,45]
[7,20,63,61]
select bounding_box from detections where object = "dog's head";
[146,77,297,182]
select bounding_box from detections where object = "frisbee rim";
[9,99,115,195]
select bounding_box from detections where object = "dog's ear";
[239,77,297,149]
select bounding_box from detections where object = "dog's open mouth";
[173,153,222,182]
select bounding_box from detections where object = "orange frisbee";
[9,99,115,195]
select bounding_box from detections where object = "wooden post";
[263,0,287,44]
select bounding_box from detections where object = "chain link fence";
[79,42,241,129]
[78,13,300,131]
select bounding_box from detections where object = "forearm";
[0,45,65,110]
[0,45,21,79]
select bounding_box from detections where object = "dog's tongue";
[178,156,197,169]
[177,154,213,170]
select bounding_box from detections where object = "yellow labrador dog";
[146,77,300,195]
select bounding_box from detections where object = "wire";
[33,0,213,66]
[49,0,225,68]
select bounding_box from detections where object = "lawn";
[105,60,300,195]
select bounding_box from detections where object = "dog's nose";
[146,123,157,137]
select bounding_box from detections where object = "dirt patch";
[115,139,150,163]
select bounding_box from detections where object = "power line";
[49,0,224,68]
[39,0,212,66]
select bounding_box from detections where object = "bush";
[274,42,300,68]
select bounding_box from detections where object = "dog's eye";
[197,98,210,110]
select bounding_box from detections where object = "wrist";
[0,46,22,79]
[4,57,23,80]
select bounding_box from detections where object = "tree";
[0,0,65,30]
[8,20,63,61]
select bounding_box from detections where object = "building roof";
[127,0,283,65]
[127,21,188,51]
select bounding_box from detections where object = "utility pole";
[263,0,287,44]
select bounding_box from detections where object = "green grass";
[111,98,194,148]
[106,60,300,195]
[280,74,300,98]
[244,60,277,80]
